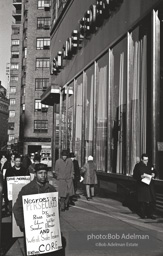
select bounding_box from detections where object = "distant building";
[8,0,53,155]
[0,81,9,151]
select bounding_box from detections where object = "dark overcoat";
[13,179,56,230]
[55,158,74,197]
[133,161,156,202]
[82,161,97,185]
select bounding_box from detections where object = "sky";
[0,0,12,89]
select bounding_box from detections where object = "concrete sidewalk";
[2,190,163,256]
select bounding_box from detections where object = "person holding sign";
[13,163,61,255]
[133,153,157,219]
[13,163,56,232]
[5,154,27,213]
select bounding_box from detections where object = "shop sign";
[52,0,123,74]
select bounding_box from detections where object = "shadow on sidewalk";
[1,222,16,256]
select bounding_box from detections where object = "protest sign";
[23,192,62,255]
[7,176,30,201]
[12,182,31,238]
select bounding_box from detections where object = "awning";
[41,85,60,106]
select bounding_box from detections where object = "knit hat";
[35,163,47,172]
[88,155,93,161]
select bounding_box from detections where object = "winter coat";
[5,166,27,178]
[13,178,56,230]
[72,159,80,182]
[82,161,97,185]
[55,158,74,197]
[133,161,156,203]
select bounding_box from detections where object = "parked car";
[40,157,52,168]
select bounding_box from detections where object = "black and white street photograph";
[0,0,163,255]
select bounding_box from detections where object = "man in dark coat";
[13,163,56,232]
[133,153,157,219]
[69,152,80,195]
[5,154,27,178]
[55,150,74,211]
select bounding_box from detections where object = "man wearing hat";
[55,150,74,211]
[13,163,56,232]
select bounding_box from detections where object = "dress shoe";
[87,197,91,201]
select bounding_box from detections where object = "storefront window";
[74,75,83,167]
[110,37,127,174]
[67,83,74,152]
[84,65,94,163]
[61,89,67,149]
[96,53,108,172]
[129,19,151,174]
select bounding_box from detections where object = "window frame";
[34,120,48,133]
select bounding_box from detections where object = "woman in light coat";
[82,156,97,200]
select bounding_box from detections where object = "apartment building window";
[8,122,15,130]
[10,99,16,105]
[10,64,19,70]
[10,76,18,81]
[38,0,51,9]
[35,99,42,111]
[35,78,49,90]
[11,51,19,58]
[11,39,20,46]
[24,48,27,58]
[35,99,48,111]
[8,135,15,142]
[9,111,15,118]
[34,120,48,133]
[22,104,25,112]
[12,27,20,35]
[37,17,50,29]
[36,38,50,50]
[36,58,50,69]
[10,87,16,94]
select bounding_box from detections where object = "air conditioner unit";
[44,24,50,30]
[43,45,50,50]
[44,4,50,11]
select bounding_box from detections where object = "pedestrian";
[55,149,74,211]
[69,152,80,196]
[82,155,97,201]
[12,163,57,254]
[22,154,31,170]
[133,153,157,219]
[5,154,27,178]
[5,154,28,213]
[0,154,7,171]
[27,154,40,180]
[1,153,15,214]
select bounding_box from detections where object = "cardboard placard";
[7,176,30,201]
[12,182,31,238]
[23,192,62,255]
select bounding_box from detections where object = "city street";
[2,185,163,256]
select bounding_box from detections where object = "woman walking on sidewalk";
[82,156,97,200]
